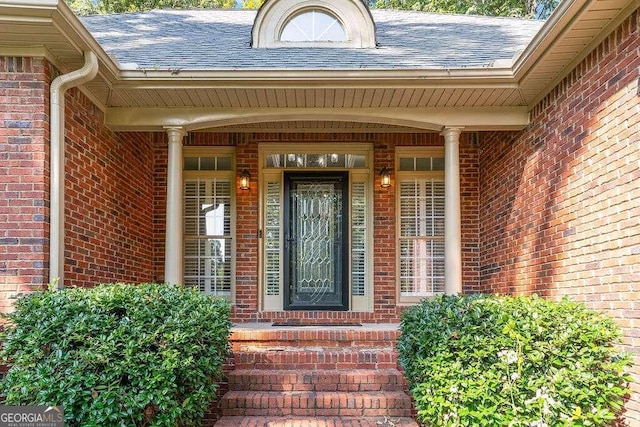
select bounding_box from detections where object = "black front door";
[283,172,349,310]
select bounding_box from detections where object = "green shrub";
[398,294,632,426]
[0,283,231,426]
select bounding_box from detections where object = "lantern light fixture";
[380,167,391,188]
[239,169,250,190]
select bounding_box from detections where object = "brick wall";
[152,132,167,283]
[479,10,639,422]
[460,134,480,292]
[156,132,480,322]
[373,134,398,320]
[234,135,260,320]
[0,57,51,312]
[0,56,157,302]
[63,87,155,287]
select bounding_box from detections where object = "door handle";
[285,234,296,249]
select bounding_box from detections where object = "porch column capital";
[165,126,186,284]
[164,126,186,141]
[441,127,463,140]
[443,127,463,295]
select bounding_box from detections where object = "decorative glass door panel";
[284,173,349,310]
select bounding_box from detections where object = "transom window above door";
[265,152,367,168]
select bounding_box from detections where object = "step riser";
[223,409,413,417]
[232,351,398,370]
[227,369,407,392]
[231,330,400,340]
[214,417,419,426]
[233,341,396,351]
[221,391,413,417]
[230,330,400,350]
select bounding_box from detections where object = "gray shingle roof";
[81,9,544,70]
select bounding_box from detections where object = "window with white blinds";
[183,151,234,299]
[351,182,366,297]
[264,181,281,297]
[397,149,445,301]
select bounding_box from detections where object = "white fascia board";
[0,0,121,78]
[512,0,590,81]
[51,1,120,77]
[0,0,58,15]
[0,0,59,7]
[116,67,518,85]
[105,106,530,132]
[526,0,639,108]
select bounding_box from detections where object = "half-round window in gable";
[280,10,346,42]
[252,0,376,48]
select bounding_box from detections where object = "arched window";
[251,0,376,48]
[280,10,346,42]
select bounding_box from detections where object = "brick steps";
[214,416,419,426]
[212,324,416,426]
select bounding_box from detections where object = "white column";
[443,127,463,295]
[164,127,186,284]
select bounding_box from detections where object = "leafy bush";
[0,283,231,426]
[398,294,631,426]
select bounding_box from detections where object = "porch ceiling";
[0,0,635,133]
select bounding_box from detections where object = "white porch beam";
[164,126,186,284]
[443,127,463,295]
[105,107,530,132]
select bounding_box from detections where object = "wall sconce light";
[380,167,391,188]
[239,170,250,190]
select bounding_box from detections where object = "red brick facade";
[479,10,639,422]
[0,5,637,422]
[1,56,158,300]
[0,57,51,310]
[63,87,156,287]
